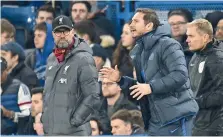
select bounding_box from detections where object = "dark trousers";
[148,116,194,136]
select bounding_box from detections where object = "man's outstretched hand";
[130,82,152,100]
[99,65,121,82]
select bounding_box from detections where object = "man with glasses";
[168,8,194,66]
[41,15,100,135]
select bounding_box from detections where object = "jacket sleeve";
[149,41,188,94]
[118,76,137,95]
[70,55,101,127]
[196,60,223,108]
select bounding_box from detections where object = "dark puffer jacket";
[41,37,101,135]
[118,24,199,131]
[189,40,223,133]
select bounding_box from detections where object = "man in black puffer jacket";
[187,19,223,136]
[41,15,101,135]
[100,8,198,136]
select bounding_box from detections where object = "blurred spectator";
[92,45,110,72]
[1,42,39,90]
[215,19,223,41]
[112,23,135,78]
[90,117,104,136]
[1,57,31,135]
[35,5,56,25]
[73,20,111,71]
[0,19,15,46]
[168,8,194,66]
[70,1,91,24]
[102,77,138,118]
[128,110,144,129]
[25,5,55,49]
[25,22,54,86]
[88,8,116,38]
[70,1,115,59]
[110,109,145,135]
[205,11,223,34]
[187,19,223,136]
[73,20,101,44]
[18,87,44,135]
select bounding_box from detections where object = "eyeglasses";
[53,30,71,37]
[215,26,223,32]
[102,82,117,86]
[169,22,187,26]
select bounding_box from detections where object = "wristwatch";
[10,111,15,119]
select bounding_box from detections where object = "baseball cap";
[52,15,73,32]
[1,57,7,74]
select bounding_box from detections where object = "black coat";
[189,40,223,132]
[118,24,198,131]
[10,62,39,90]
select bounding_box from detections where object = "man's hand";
[129,83,152,100]
[1,105,14,119]
[99,65,121,82]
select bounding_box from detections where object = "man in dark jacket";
[168,8,194,66]
[100,8,198,136]
[41,15,100,135]
[1,57,32,135]
[1,42,39,90]
[187,19,223,136]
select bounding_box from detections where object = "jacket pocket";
[153,92,198,126]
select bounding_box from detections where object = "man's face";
[111,119,132,135]
[130,12,149,38]
[1,32,14,46]
[215,19,223,40]
[186,26,207,51]
[102,78,121,98]
[31,93,43,116]
[93,56,104,71]
[34,30,46,49]
[168,15,187,38]
[52,28,75,48]
[36,11,54,24]
[33,113,44,135]
[0,50,17,70]
[71,3,89,23]
[90,120,101,136]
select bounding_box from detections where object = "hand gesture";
[130,82,152,100]
[99,65,121,82]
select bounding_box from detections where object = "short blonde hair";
[187,19,213,39]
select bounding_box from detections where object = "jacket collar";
[10,62,25,77]
[196,39,219,55]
